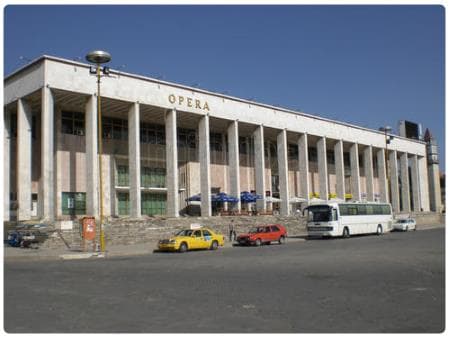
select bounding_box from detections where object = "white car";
[393,218,416,231]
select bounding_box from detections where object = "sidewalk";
[4,237,307,262]
[4,224,443,262]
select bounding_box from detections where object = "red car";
[236,224,287,246]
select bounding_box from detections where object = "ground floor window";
[141,167,166,188]
[62,192,86,215]
[141,193,166,216]
[118,192,130,215]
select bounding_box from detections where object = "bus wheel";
[343,227,350,238]
[376,225,383,235]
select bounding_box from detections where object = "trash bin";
[82,217,96,240]
[81,217,96,251]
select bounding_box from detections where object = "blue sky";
[4,5,445,170]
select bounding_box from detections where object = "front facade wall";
[3,57,434,221]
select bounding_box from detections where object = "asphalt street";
[4,228,445,333]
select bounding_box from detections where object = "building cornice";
[4,54,426,146]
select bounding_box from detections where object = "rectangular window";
[61,111,85,136]
[117,165,129,186]
[210,132,223,152]
[140,122,165,145]
[373,204,382,215]
[239,136,248,154]
[141,167,166,188]
[177,128,196,148]
[103,117,128,140]
[308,147,317,162]
[344,153,351,167]
[288,144,298,160]
[141,193,166,216]
[118,192,130,215]
[382,204,391,215]
[357,205,367,215]
[327,150,335,164]
[61,192,86,215]
[338,204,349,216]
[348,205,358,215]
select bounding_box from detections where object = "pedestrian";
[229,219,236,241]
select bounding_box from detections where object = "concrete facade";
[3,55,436,221]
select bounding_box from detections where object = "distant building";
[3,55,436,221]
[424,128,442,212]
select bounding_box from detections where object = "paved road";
[4,228,444,333]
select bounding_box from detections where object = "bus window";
[306,206,332,222]
[332,208,338,221]
[357,205,367,215]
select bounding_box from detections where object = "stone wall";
[32,211,445,250]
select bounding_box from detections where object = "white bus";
[305,202,393,238]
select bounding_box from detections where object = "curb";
[59,252,106,260]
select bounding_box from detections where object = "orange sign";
[82,217,96,240]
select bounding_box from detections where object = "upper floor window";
[61,111,85,136]
[239,136,248,154]
[177,128,196,149]
[210,132,223,152]
[288,144,298,160]
[103,117,128,140]
[308,147,317,162]
[141,122,165,145]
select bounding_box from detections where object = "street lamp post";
[85,50,111,253]
[379,126,393,204]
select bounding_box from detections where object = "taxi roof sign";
[190,223,202,230]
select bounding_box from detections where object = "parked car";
[157,227,225,253]
[393,218,416,231]
[236,224,287,246]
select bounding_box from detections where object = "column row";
[5,92,431,221]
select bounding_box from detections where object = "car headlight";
[168,239,176,244]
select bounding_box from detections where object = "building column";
[418,156,430,212]
[334,139,345,200]
[128,102,142,218]
[400,152,411,212]
[227,120,241,211]
[165,108,179,217]
[298,133,310,202]
[377,148,388,203]
[410,155,421,212]
[221,133,228,196]
[389,150,400,213]
[317,137,328,200]
[38,86,55,220]
[199,115,211,217]
[85,95,99,218]
[4,109,11,221]
[253,125,266,211]
[350,143,361,201]
[428,163,441,213]
[364,146,374,202]
[277,129,289,215]
[17,98,32,221]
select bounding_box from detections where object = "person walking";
[229,219,236,242]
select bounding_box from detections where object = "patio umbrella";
[240,191,263,203]
[186,194,201,202]
[289,197,308,203]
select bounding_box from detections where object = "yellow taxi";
[157,227,225,253]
